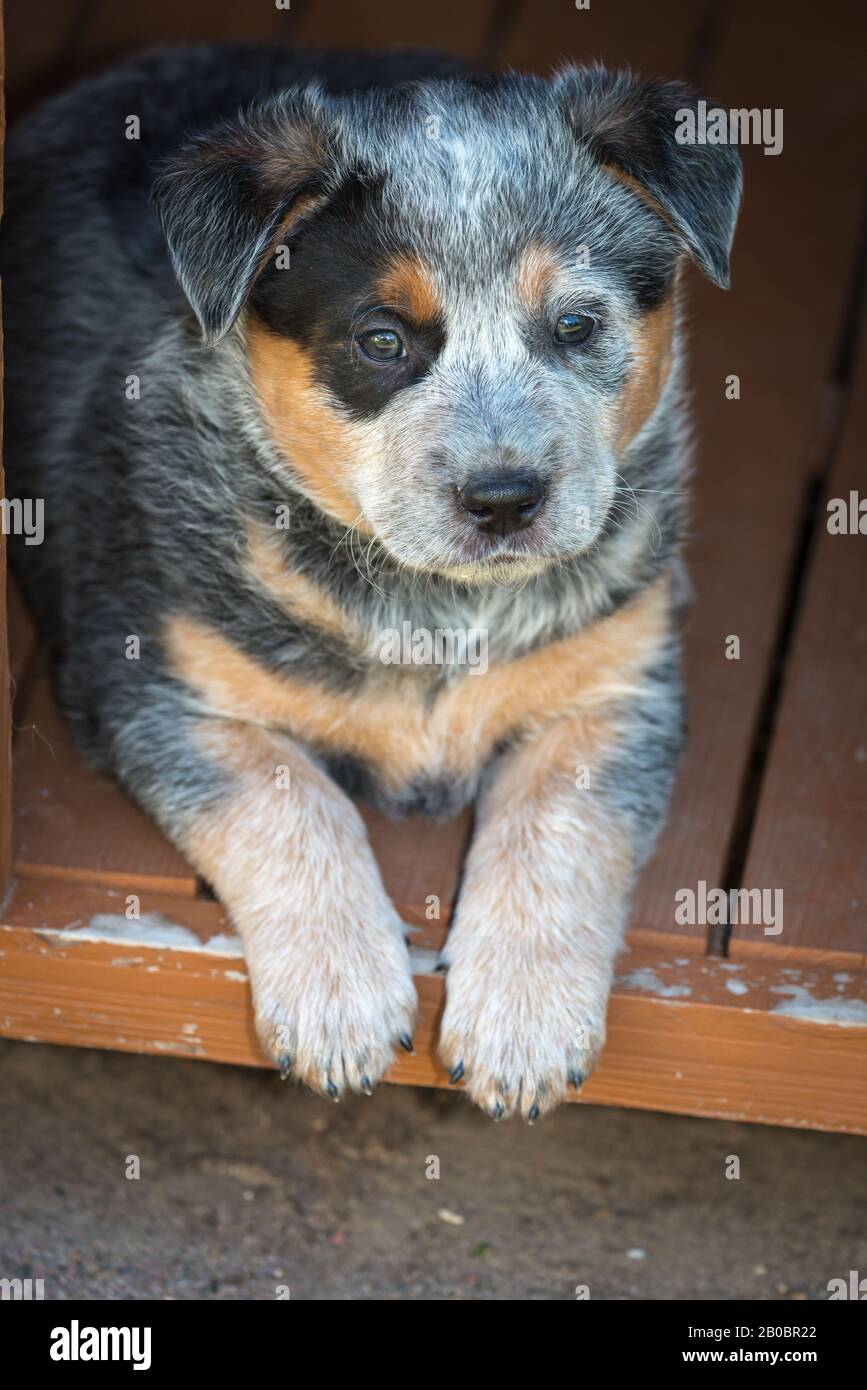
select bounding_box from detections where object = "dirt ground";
[1,1037,864,1301]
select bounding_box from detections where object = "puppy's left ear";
[556,67,742,288]
[153,90,342,343]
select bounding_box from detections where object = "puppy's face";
[157,69,740,582]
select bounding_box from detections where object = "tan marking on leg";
[164,573,673,789]
[375,252,443,324]
[245,319,372,530]
[184,719,416,1093]
[438,707,636,1119]
[245,519,366,647]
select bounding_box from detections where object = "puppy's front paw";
[437,924,610,1121]
[246,897,417,1100]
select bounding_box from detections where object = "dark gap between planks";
[711,175,867,956]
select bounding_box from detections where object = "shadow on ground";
[1,1039,864,1300]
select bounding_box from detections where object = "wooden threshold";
[1,880,865,1133]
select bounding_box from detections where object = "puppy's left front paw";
[437,927,610,1121]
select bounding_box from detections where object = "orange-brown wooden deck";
[1,0,865,1133]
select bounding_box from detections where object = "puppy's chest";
[167,574,670,817]
[168,608,603,811]
[325,654,541,810]
[279,641,573,804]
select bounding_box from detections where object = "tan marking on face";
[375,253,442,323]
[245,519,366,647]
[613,295,675,451]
[515,241,562,314]
[165,573,672,791]
[245,318,372,531]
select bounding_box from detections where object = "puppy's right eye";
[358,328,405,362]
[554,312,596,346]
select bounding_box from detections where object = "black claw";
[399,1034,415,1054]
[435,960,449,973]
[326,1080,340,1101]
[491,1102,504,1122]
[569,1070,584,1091]
[278,1054,292,1081]
[361,1075,373,1095]
[528,1103,540,1124]
[449,1062,465,1085]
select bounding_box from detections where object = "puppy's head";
[155,66,741,581]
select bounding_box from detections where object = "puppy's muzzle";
[457,472,545,537]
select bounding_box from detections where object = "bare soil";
[1,1039,864,1301]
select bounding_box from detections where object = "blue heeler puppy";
[3,44,741,1119]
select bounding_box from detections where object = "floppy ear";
[556,67,742,288]
[152,93,339,343]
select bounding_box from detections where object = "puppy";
[3,44,740,1119]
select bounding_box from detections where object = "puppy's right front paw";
[245,898,417,1100]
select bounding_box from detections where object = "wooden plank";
[296,0,498,60]
[2,882,864,1133]
[0,421,9,905]
[3,0,79,117]
[6,0,499,119]
[74,0,306,57]
[498,0,704,76]
[734,314,867,957]
[0,0,9,902]
[5,0,313,118]
[12,675,201,896]
[6,575,36,694]
[630,0,867,939]
[361,804,472,934]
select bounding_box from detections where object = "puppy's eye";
[358,328,405,362]
[554,312,596,346]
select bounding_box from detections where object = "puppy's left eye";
[554,312,596,346]
[358,328,405,362]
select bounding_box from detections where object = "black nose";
[458,473,545,537]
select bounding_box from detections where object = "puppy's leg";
[114,712,417,1096]
[438,646,683,1121]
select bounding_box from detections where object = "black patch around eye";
[248,182,445,419]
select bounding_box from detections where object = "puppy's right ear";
[153,93,339,344]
